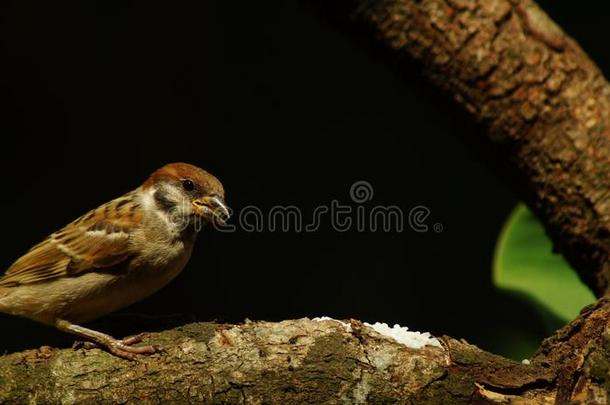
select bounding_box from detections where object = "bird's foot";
[73,333,159,361]
[121,332,148,346]
[58,319,161,361]
[105,335,158,360]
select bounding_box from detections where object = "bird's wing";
[0,193,142,287]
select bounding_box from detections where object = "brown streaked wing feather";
[0,193,142,287]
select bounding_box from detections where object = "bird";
[0,162,229,360]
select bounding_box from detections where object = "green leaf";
[493,203,595,331]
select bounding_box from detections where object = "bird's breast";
[72,237,196,322]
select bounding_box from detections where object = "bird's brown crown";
[143,162,224,197]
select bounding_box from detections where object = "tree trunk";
[4,0,610,403]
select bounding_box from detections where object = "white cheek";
[141,187,157,211]
[140,186,193,231]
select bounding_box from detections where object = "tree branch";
[1,305,609,404]
[0,318,558,403]
[315,0,610,297]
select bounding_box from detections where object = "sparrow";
[0,162,229,360]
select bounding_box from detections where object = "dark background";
[0,1,605,358]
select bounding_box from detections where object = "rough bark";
[0,318,570,404]
[3,0,610,403]
[320,0,610,297]
[0,305,609,404]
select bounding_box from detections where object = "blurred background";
[0,1,604,358]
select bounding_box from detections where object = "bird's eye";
[182,179,195,191]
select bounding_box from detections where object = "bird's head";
[143,162,229,228]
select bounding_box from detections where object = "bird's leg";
[55,319,157,360]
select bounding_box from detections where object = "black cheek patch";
[153,189,176,212]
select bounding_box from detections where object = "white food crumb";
[312,316,352,332]
[311,317,441,349]
[521,359,530,365]
[364,322,442,349]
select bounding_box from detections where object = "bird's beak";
[192,196,230,224]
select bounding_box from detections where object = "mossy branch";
[0,318,561,404]
[1,302,609,404]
